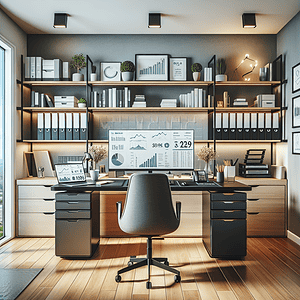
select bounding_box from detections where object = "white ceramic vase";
[78,103,86,108]
[192,72,201,81]
[122,72,134,81]
[90,169,99,182]
[215,74,227,82]
[72,73,84,81]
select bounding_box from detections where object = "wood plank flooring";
[0,237,299,300]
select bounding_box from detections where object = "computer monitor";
[108,130,194,171]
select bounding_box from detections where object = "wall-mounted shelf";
[18,107,89,113]
[18,140,87,143]
[215,81,281,86]
[215,107,281,112]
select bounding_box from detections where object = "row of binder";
[212,112,281,140]
[37,113,87,140]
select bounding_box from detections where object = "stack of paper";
[233,98,248,107]
[160,99,177,107]
[132,95,146,107]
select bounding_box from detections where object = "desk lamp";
[82,152,93,173]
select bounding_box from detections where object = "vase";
[192,72,201,81]
[90,73,97,81]
[122,72,134,81]
[215,74,227,82]
[90,169,99,182]
[204,162,213,179]
[78,103,86,108]
[72,73,84,81]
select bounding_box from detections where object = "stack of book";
[204,67,213,81]
[31,91,54,107]
[179,88,207,107]
[160,99,177,107]
[132,95,146,107]
[233,98,248,107]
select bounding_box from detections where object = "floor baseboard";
[287,230,300,246]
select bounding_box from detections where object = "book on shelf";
[160,99,177,107]
[101,87,131,107]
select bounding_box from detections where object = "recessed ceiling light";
[242,13,256,28]
[53,13,68,28]
[148,13,161,28]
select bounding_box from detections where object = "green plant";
[191,63,203,73]
[71,53,86,73]
[121,61,135,72]
[217,58,226,75]
[78,98,87,103]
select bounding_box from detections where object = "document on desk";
[96,181,114,186]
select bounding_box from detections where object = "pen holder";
[216,171,224,183]
[224,166,235,182]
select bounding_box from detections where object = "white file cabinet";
[17,178,57,237]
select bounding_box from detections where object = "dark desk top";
[51,179,251,192]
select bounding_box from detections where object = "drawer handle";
[248,198,259,201]
[248,212,259,215]
[68,210,79,213]
[68,201,79,204]
[223,193,235,196]
[67,220,79,222]
[43,212,54,215]
[223,219,234,222]
[224,210,234,213]
[249,185,259,188]
[43,198,54,201]
[223,201,234,204]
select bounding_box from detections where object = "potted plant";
[191,63,203,81]
[216,58,227,81]
[78,97,87,108]
[120,61,135,81]
[71,53,86,81]
[88,145,108,181]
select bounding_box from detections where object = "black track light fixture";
[148,13,161,28]
[242,13,256,28]
[53,13,68,28]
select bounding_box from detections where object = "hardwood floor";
[0,237,299,299]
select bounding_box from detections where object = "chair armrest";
[175,201,181,221]
[116,201,123,220]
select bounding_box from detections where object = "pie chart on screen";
[111,153,124,166]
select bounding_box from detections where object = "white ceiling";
[1,0,300,35]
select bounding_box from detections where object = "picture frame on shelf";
[292,132,300,154]
[135,54,169,81]
[169,57,187,81]
[292,95,300,128]
[292,62,300,93]
[100,62,121,81]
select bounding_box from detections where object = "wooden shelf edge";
[21,140,87,143]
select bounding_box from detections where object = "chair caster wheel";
[174,275,181,283]
[128,261,133,266]
[115,275,121,283]
[146,281,152,289]
[164,261,169,266]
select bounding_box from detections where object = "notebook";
[55,163,95,186]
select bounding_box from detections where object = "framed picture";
[292,95,300,128]
[100,62,121,81]
[135,54,169,81]
[292,62,300,93]
[170,57,187,81]
[292,132,300,154]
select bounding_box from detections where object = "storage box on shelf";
[236,176,287,237]
[16,177,57,236]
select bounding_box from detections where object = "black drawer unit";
[203,191,247,258]
[55,191,99,258]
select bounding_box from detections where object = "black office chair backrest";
[118,173,180,236]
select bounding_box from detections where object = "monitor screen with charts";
[108,130,194,171]
[55,163,86,184]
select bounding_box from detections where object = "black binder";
[258,113,265,140]
[222,113,229,140]
[251,113,258,140]
[229,113,236,140]
[243,113,250,140]
[272,112,280,140]
[215,113,222,140]
[236,113,243,140]
[265,113,272,140]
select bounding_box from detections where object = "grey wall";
[277,11,300,238]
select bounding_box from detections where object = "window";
[0,46,4,238]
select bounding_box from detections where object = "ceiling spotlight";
[242,13,256,28]
[53,13,68,28]
[148,13,161,28]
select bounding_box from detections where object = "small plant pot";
[192,72,201,81]
[90,73,97,81]
[78,103,86,108]
[215,74,227,82]
[122,72,134,81]
[72,73,84,81]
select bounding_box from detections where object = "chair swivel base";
[115,237,181,289]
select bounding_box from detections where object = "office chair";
[115,173,181,289]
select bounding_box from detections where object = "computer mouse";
[181,181,187,186]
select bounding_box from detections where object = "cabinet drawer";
[56,210,91,219]
[211,210,246,219]
[172,194,202,212]
[211,201,246,210]
[18,212,55,236]
[56,201,91,210]
[18,199,55,213]
[166,213,202,237]
[211,192,246,201]
[55,192,91,202]
[18,185,56,199]
[247,185,285,198]
[247,212,285,236]
[247,198,285,213]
